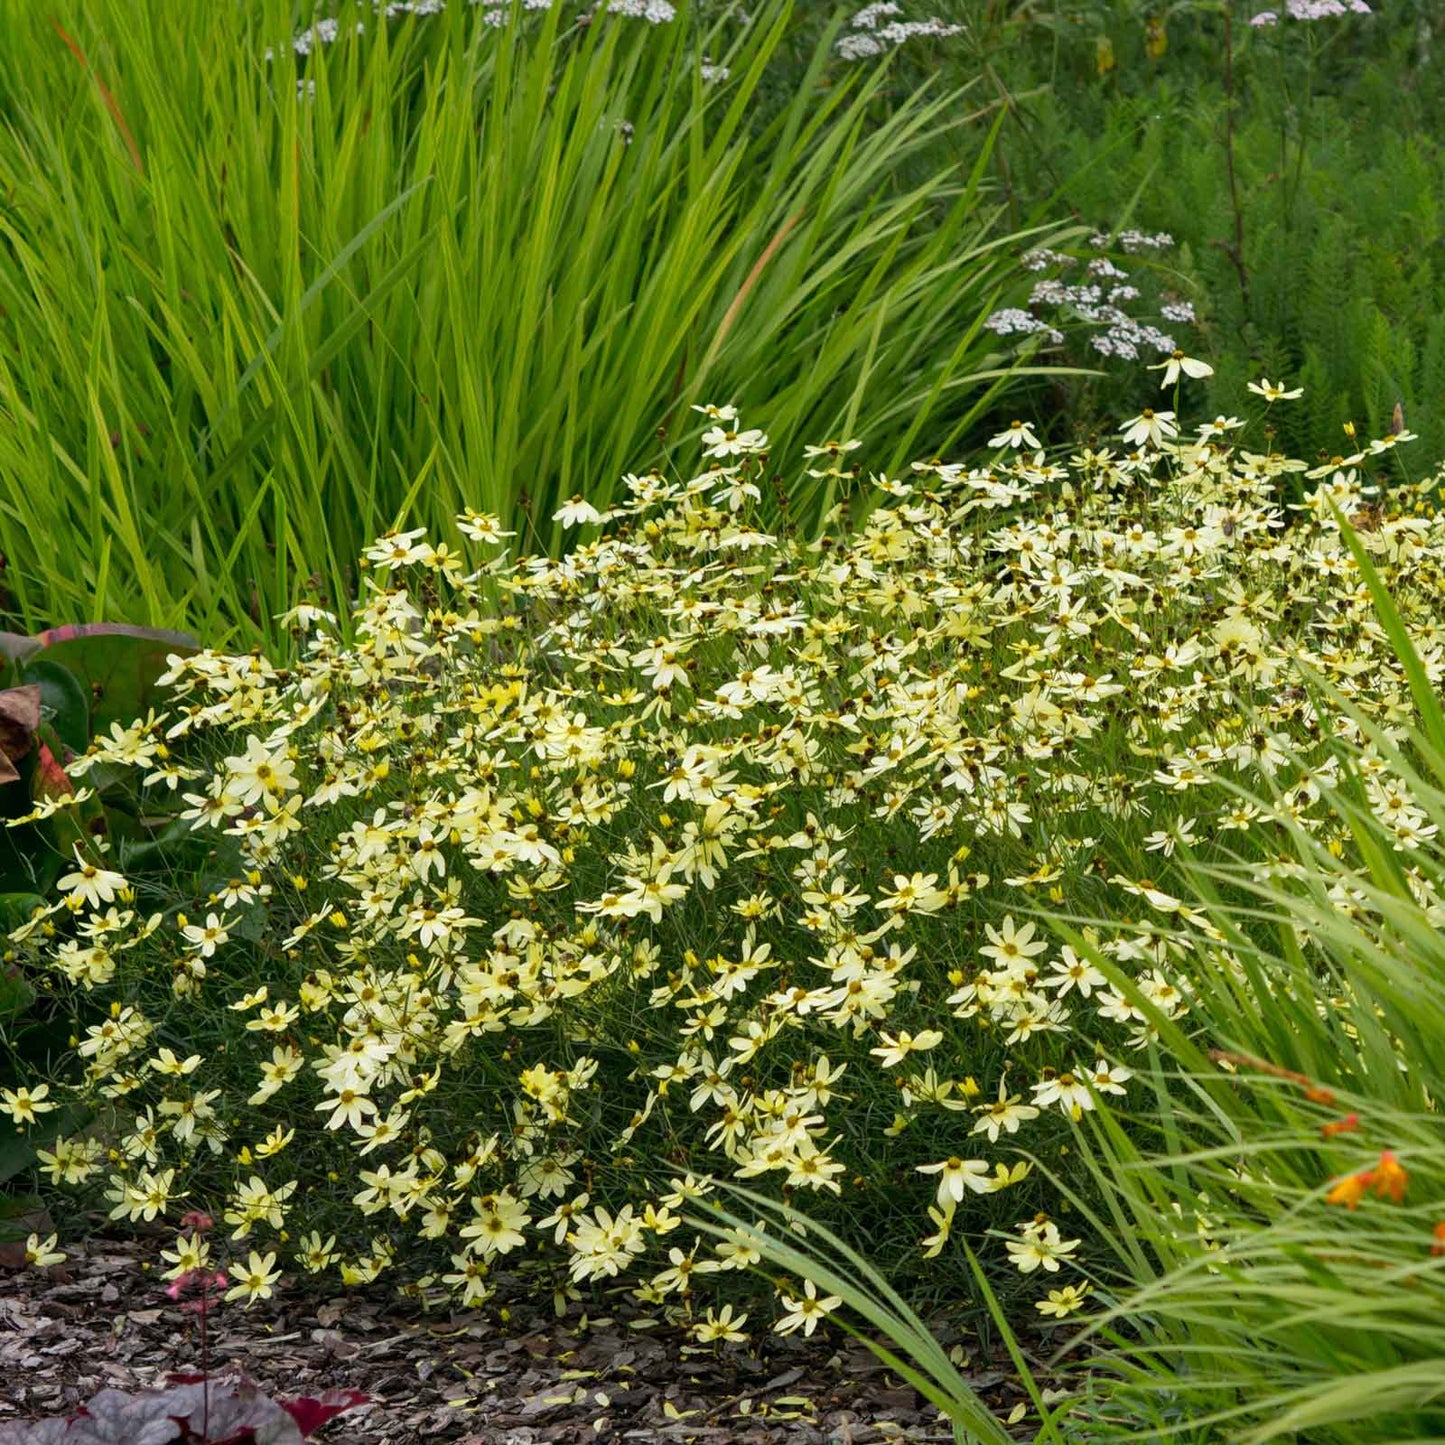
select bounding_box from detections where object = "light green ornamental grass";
[0,0,1062,650]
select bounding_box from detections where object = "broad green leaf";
[20,660,88,756]
[30,624,196,734]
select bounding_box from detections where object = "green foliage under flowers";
[0,0,1051,651]
[0,383,1440,1351]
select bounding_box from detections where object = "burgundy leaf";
[0,684,40,769]
[278,1390,371,1437]
[33,740,73,800]
[30,623,197,651]
[0,1376,305,1445]
[28,623,198,735]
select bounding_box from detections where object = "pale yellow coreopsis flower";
[774,1279,842,1336]
[56,849,128,911]
[1150,349,1214,387]
[24,1233,66,1269]
[1247,376,1303,401]
[225,1250,281,1307]
[0,1083,57,1128]
[988,419,1041,449]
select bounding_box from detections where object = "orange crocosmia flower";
[1320,1113,1359,1139]
[1302,1086,1337,1106]
[1325,1172,1370,1210]
[1327,1151,1408,1209]
[1366,1151,1408,1204]
[1431,1222,1445,1258]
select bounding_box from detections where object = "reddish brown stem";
[48,17,144,173]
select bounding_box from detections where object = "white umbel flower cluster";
[836,3,965,61]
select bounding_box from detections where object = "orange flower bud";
[1302,1086,1336,1106]
[1320,1113,1359,1139]
[1366,1151,1408,1204]
[1431,1222,1445,1258]
[1327,1151,1408,1209]
[1325,1172,1370,1210]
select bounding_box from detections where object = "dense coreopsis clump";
[6,392,1437,1333]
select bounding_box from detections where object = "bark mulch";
[0,1236,1034,1443]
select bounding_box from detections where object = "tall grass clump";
[688,1182,1045,1445]
[1057,522,1445,1441]
[0,0,1048,649]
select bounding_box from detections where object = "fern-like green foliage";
[921,0,1445,469]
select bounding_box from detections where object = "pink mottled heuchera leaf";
[0,1374,369,1443]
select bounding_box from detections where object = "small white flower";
[988,420,1041,451]
[774,1278,842,1336]
[552,496,604,528]
[1120,409,1179,449]
[1149,350,1214,388]
[701,426,768,459]
[24,1233,66,1269]
[1247,377,1304,402]
[916,1156,992,1207]
[57,849,129,911]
